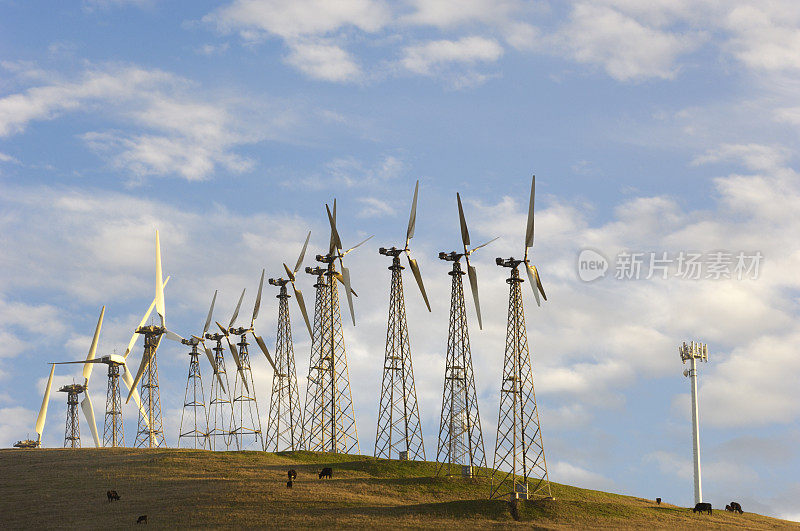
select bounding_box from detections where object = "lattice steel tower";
[205,332,234,450]
[178,340,210,449]
[490,175,551,500]
[265,278,306,451]
[303,201,370,453]
[103,361,124,447]
[374,182,429,461]
[436,255,487,476]
[133,326,167,448]
[60,384,85,448]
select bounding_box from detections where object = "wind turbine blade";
[343,235,374,256]
[202,345,226,394]
[333,273,359,297]
[341,265,356,326]
[121,366,150,429]
[326,203,342,251]
[124,276,170,359]
[528,262,547,302]
[283,263,296,282]
[456,192,471,251]
[126,349,152,404]
[525,175,536,249]
[252,269,265,327]
[405,180,419,248]
[469,237,499,254]
[80,395,101,448]
[35,365,55,439]
[294,231,312,273]
[216,321,228,335]
[254,334,277,372]
[525,262,541,307]
[165,330,184,342]
[155,229,165,327]
[203,290,217,335]
[83,306,105,382]
[406,253,431,312]
[291,282,313,339]
[467,262,483,330]
[229,288,246,328]
[225,336,249,394]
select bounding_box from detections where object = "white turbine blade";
[291,282,313,339]
[80,395,101,448]
[229,288,246,328]
[252,269,265,327]
[124,276,170,359]
[283,262,296,282]
[525,262,541,307]
[155,229,165,327]
[333,272,359,297]
[456,192,471,252]
[525,175,536,249]
[126,349,152,404]
[35,365,55,439]
[254,334,277,372]
[406,252,431,312]
[405,180,419,248]
[165,330,184,342]
[342,235,374,256]
[328,199,338,253]
[221,332,249,393]
[294,231,312,273]
[203,290,217,335]
[121,365,150,429]
[326,203,342,252]
[83,305,105,382]
[202,344,226,393]
[469,237,499,255]
[466,261,483,330]
[341,265,356,326]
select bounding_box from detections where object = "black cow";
[136,515,148,524]
[726,504,734,512]
[288,469,297,480]
[693,502,712,515]
[106,490,120,502]
[656,498,661,505]
[287,480,293,489]
[730,501,743,514]
[319,467,333,479]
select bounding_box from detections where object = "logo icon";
[577,248,608,282]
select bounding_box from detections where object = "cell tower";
[436,193,495,477]
[177,292,218,449]
[490,176,552,500]
[680,340,708,505]
[375,181,429,461]
[127,229,170,449]
[303,201,370,454]
[265,232,312,452]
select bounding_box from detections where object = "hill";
[0,448,796,529]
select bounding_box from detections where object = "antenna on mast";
[680,340,708,505]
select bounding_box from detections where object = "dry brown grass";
[0,448,796,529]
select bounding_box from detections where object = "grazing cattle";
[319,467,333,479]
[287,480,293,489]
[288,469,297,481]
[693,502,712,515]
[726,505,734,512]
[136,515,148,524]
[656,498,661,505]
[730,501,743,514]
[106,490,120,502]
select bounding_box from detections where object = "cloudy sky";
[1,0,799,520]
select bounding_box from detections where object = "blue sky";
[1,0,799,520]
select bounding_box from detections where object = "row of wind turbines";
[16,175,551,500]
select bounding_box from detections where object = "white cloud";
[693,143,792,172]
[285,40,362,83]
[403,0,521,29]
[724,3,800,72]
[357,197,395,218]
[401,36,503,76]
[551,460,616,490]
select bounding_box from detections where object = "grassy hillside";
[0,448,796,529]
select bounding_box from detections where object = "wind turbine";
[203,291,236,450]
[126,229,170,448]
[265,231,311,452]
[303,200,370,454]
[374,180,428,461]
[14,365,56,448]
[490,175,551,500]
[436,192,494,477]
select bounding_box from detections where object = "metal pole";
[690,355,702,504]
